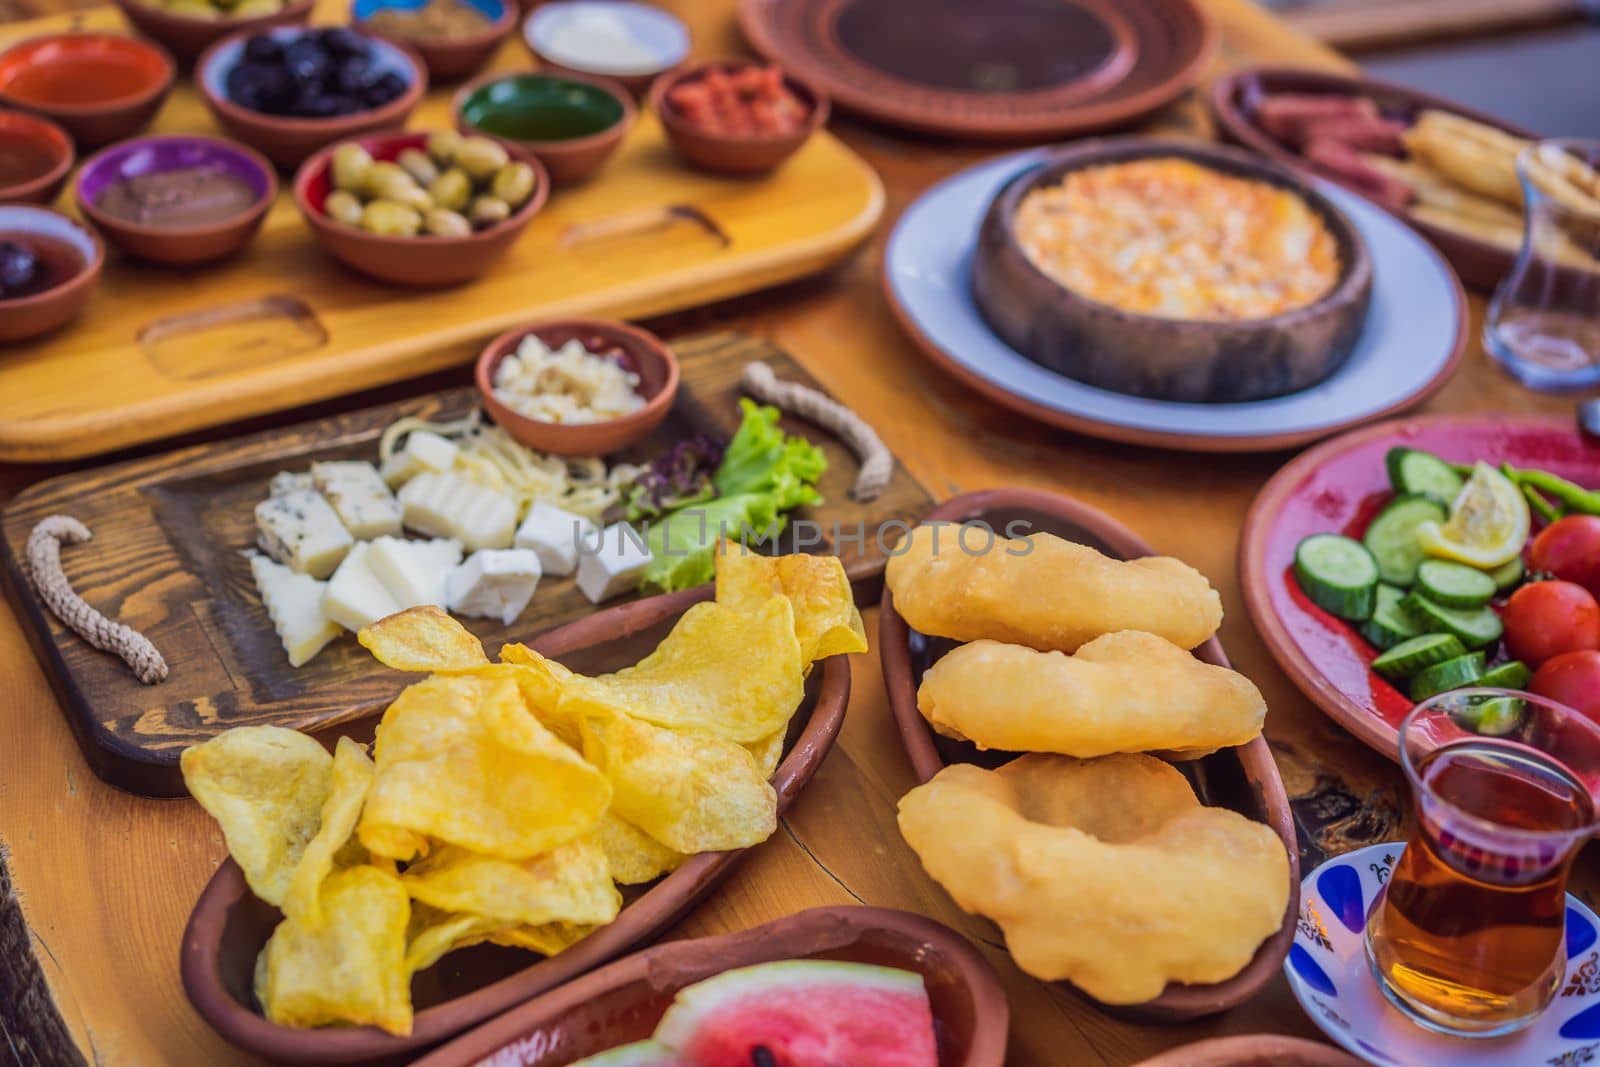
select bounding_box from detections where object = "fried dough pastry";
[898,754,1289,1004]
[884,525,1222,652]
[917,634,1266,758]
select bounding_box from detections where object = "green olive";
[427,168,472,212]
[166,0,219,14]
[231,0,281,12]
[360,199,422,237]
[455,137,509,182]
[330,143,374,193]
[426,130,465,166]
[468,195,511,228]
[490,162,536,209]
[389,183,434,213]
[363,161,420,202]
[325,190,365,227]
[423,209,472,238]
[396,147,440,189]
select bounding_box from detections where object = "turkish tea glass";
[1366,689,1600,1037]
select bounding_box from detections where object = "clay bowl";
[1209,66,1539,292]
[0,109,73,204]
[411,906,1009,1067]
[353,0,516,83]
[109,0,314,68]
[970,137,1373,404]
[0,33,175,149]
[455,69,634,185]
[1131,1035,1362,1067]
[476,317,678,455]
[522,0,690,98]
[0,205,103,343]
[649,60,827,176]
[878,486,1300,1023]
[181,584,851,1064]
[293,129,548,287]
[76,134,277,265]
[197,26,426,170]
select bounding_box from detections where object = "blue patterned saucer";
[1287,843,1600,1067]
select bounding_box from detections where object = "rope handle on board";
[740,361,893,502]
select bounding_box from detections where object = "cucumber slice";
[1453,693,1526,736]
[1400,593,1504,650]
[1478,660,1532,690]
[1410,652,1486,700]
[1361,584,1423,649]
[1416,560,1497,608]
[1372,633,1467,678]
[1294,534,1379,620]
[1387,447,1466,504]
[1362,495,1447,586]
[1489,556,1525,594]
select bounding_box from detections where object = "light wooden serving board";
[0,332,932,796]
[0,4,884,462]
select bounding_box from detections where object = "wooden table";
[0,2,1588,1065]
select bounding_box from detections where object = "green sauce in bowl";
[459,74,623,142]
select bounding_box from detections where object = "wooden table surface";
[0,2,1589,1065]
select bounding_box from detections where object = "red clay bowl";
[293,129,548,287]
[110,0,314,68]
[0,108,73,204]
[0,205,103,343]
[455,69,635,185]
[649,60,827,176]
[76,134,277,265]
[1132,1035,1362,1067]
[197,26,427,170]
[522,1,691,98]
[411,906,1009,1067]
[878,487,1300,1023]
[353,0,516,84]
[181,584,851,1065]
[0,33,175,149]
[476,318,679,455]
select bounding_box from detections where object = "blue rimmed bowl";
[353,0,515,83]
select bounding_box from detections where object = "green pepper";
[1503,463,1600,516]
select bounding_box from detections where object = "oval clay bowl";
[523,0,691,98]
[353,0,515,83]
[1209,67,1538,293]
[181,584,851,1065]
[0,108,73,204]
[455,69,634,185]
[0,32,175,149]
[878,487,1300,1023]
[649,60,828,176]
[412,906,1009,1067]
[0,204,104,343]
[110,0,314,68]
[971,137,1373,404]
[1132,1035,1362,1067]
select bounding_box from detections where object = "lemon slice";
[1416,462,1529,569]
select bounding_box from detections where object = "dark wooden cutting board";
[0,332,933,797]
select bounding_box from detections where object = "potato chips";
[715,542,869,665]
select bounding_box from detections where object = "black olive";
[365,71,406,107]
[282,37,329,88]
[242,33,283,63]
[333,55,375,95]
[292,90,340,118]
[318,27,370,59]
[0,240,39,295]
[325,94,364,116]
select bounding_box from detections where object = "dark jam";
[0,129,58,188]
[0,233,82,300]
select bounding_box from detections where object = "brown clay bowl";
[353,0,516,83]
[1209,66,1539,292]
[455,69,634,185]
[197,26,426,170]
[181,584,851,1064]
[878,487,1300,1023]
[1132,1035,1362,1067]
[293,130,548,288]
[0,205,104,343]
[476,317,679,455]
[109,0,314,68]
[411,906,1009,1067]
[522,0,691,98]
[76,134,277,265]
[0,33,175,149]
[649,60,828,176]
[0,108,73,204]
[970,137,1373,404]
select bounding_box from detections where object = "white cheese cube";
[379,430,460,488]
[254,489,353,579]
[447,549,543,625]
[576,522,652,604]
[269,470,313,497]
[321,543,404,632]
[366,536,463,609]
[398,471,517,551]
[514,501,597,577]
[251,555,341,667]
[311,460,403,540]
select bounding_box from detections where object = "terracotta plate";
[1240,414,1600,762]
[878,487,1300,1021]
[181,585,851,1064]
[737,0,1216,140]
[411,906,1009,1066]
[1132,1034,1362,1066]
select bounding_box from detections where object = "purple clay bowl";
[76,133,277,265]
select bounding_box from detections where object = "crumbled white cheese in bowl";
[491,334,647,425]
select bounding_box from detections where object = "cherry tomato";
[1501,580,1600,667]
[1530,516,1600,597]
[1530,649,1600,721]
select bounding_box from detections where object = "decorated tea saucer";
[1288,843,1600,1066]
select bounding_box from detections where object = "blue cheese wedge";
[398,471,517,552]
[311,460,403,540]
[576,521,652,604]
[366,536,463,609]
[254,489,353,579]
[321,543,404,632]
[513,501,598,577]
[250,555,341,667]
[447,549,543,625]
[380,430,460,488]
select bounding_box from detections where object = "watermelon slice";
[569,1039,690,1066]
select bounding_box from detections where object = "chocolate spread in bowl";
[94,165,259,229]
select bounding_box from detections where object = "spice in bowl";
[666,64,810,138]
[491,332,645,424]
[225,28,409,118]
[362,0,492,40]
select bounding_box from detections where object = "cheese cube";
[366,536,463,609]
[447,549,543,625]
[321,543,404,632]
[254,489,353,579]
[380,430,460,488]
[311,461,403,540]
[251,555,341,667]
[398,471,517,551]
[576,522,652,604]
[514,501,597,577]
[269,470,313,497]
